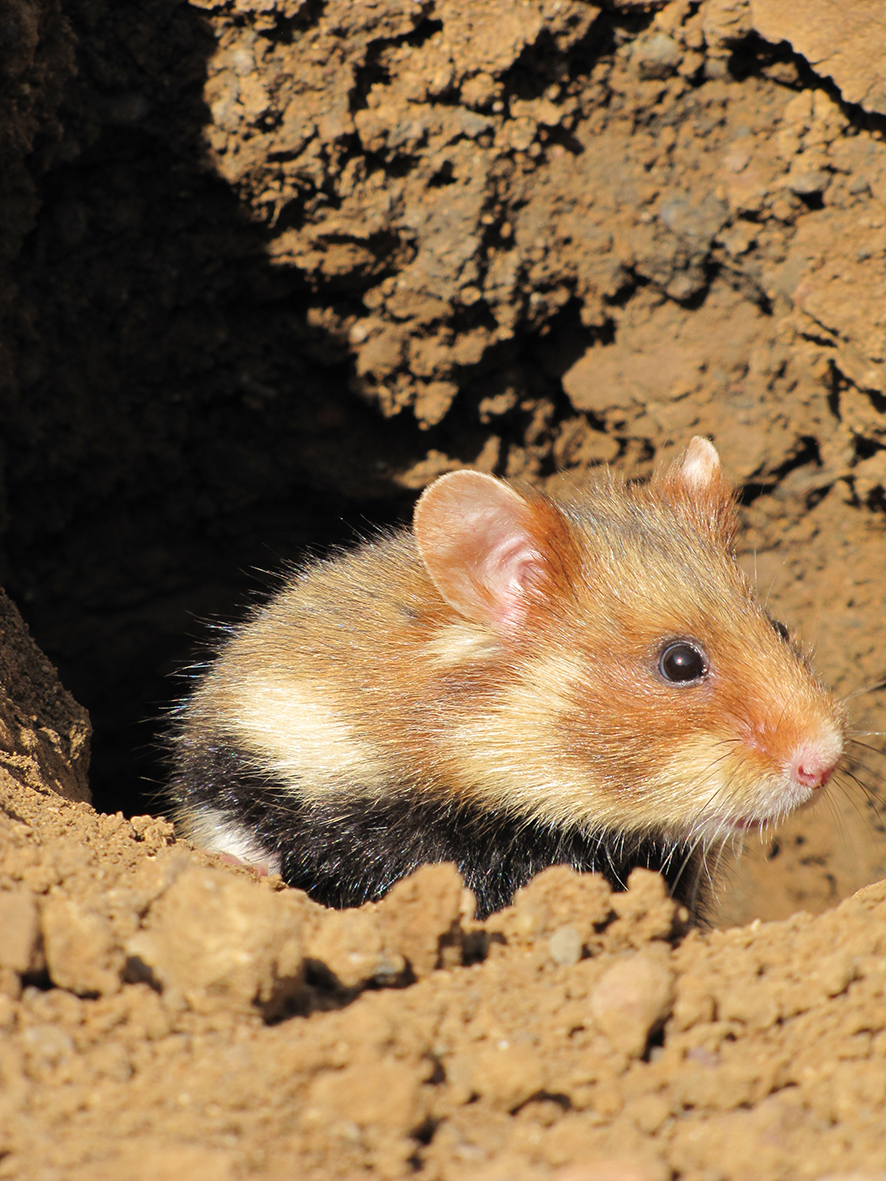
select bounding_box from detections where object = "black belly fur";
[169,740,708,920]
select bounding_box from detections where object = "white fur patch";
[443,652,595,826]
[424,623,499,667]
[192,809,282,874]
[233,676,391,797]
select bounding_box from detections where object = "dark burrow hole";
[8,482,416,820]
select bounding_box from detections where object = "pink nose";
[792,749,838,789]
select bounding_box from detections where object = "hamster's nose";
[791,742,840,789]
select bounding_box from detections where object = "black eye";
[768,616,790,642]
[659,641,708,684]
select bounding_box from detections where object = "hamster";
[167,437,845,919]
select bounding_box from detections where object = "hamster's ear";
[656,436,738,541]
[674,436,721,493]
[414,471,548,631]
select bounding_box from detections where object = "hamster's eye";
[659,641,708,685]
[768,616,790,642]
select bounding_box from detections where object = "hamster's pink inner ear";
[413,471,546,630]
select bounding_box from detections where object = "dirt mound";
[3,0,886,832]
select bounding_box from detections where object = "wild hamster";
[167,437,845,919]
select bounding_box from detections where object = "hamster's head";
[413,437,845,845]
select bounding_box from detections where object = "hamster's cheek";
[652,732,809,838]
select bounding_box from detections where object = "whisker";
[840,757,886,790]
[668,832,707,905]
[774,696,791,743]
[837,770,886,828]
[844,678,886,702]
[707,838,729,893]
[831,774,883,831]
[819,784,863,867]
[838,770,879,805]
[685,842,710,918]
[841,774,886,812]
[678,743,744,835]
[840,750,886,787]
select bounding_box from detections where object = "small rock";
[609,868,684,947]
[666,271,704,301]
[787,168,831,196]
[703,0,753,50]
[0,889,42,974]
[458,110,494,138]
[590,945,674,1058]
[307,906,402,989]
[634,33,682,79]
[556,1158,670,1181]
[42,894,123,996]
[549,924,583,966]
[23,1023,76,1069]
[376,863,473,977]
[505,114,537,152]
[485,866,612,948]
[450,1040,546,1111]
[126,868,304,1016]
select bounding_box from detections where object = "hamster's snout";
[790,736,842,790]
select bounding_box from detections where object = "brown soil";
[3,0,886,1176]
